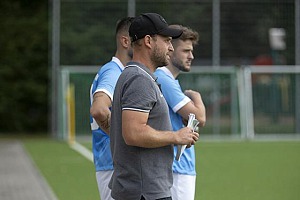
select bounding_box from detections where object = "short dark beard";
[151,44,169,68]
[171,57,190,72]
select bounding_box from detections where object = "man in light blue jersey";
[89,17,134,200]
[154,25,206,200]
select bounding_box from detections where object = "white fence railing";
[59,65,300,140]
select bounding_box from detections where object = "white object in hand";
[175,113,199,161]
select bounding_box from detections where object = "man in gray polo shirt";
[109,13,199,200]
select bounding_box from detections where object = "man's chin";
[181,66,191,72]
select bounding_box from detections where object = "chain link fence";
[51,0,300,138]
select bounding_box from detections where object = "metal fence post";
[51,0,60,137]
[128,0,135,17]
[212,0,221,135]
[295,0,300,133]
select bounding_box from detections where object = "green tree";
[0,0,48,133]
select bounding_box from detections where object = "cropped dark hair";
[169,24,199,45]
[115,17,135,35]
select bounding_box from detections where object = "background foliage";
[0,0,48,133]
[60,0,295,66]
[0,0,296,133]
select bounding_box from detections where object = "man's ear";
[144,35,152,49]
[121,36,130,48]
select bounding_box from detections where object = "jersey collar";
[126,61,157,82]
[157,66,175,80]
[112,57,125,71]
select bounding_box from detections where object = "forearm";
[122,124,176,148]
[186,91,206,126]
[90,92,112,134]
[94,108,111,134]
[122,110,197,148]
[192,100,206,127]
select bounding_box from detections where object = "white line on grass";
[69,141,93,162]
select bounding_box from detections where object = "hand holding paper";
[175,113,199,161]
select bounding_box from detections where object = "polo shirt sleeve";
[121,74,157,113]
[94,64,121,101]
[158,75,191,113]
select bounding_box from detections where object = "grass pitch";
[195,141,300,200]
[24,139,99,200]
[23,139,300,200]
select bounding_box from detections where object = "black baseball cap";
[129,13,183,42]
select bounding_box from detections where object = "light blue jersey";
[154,67,196,175]
[90,57,124,171]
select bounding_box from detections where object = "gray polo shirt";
[109,62,173,200]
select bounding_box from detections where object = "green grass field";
[23,139,300,200]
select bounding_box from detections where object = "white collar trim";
[157,67,175,80]
[127,64,156,81]
[112,57,125,70]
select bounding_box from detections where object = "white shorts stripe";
[122,107,150,113]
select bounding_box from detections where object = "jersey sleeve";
[156,73,191,113]
[121,74,157,113]
[94,64,122,100]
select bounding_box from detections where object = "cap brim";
[159,27,183,39]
